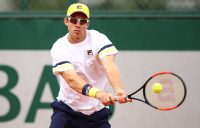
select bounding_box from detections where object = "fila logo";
[77,5,82,9]
[87,49,93,55]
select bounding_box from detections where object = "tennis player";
[49,3,131,128]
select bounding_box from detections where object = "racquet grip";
[113,96,129,101]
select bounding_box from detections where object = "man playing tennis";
[50,3,131,128]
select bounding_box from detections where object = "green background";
[0,12,200,50]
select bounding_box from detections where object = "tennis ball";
[152,83,163,93]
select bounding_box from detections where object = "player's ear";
[64,18,68,26]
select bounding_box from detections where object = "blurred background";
[0,0,200,128]
[0,0,200,12]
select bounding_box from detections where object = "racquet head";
[142,72,187,110]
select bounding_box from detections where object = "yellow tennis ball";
[152,83,163,93]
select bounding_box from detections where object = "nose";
[75,21,81,27]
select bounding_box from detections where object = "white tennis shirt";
[50,29,118,115]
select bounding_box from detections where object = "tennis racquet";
[119,72,187,110]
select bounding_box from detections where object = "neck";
[68,33,86,44]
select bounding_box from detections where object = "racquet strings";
[145,73,186,110]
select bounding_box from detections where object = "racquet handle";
[112,96,129,101]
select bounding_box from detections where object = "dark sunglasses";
[68,17,89,25]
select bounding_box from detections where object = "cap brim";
[68,11,89,18]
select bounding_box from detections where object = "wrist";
[114,88,124,93]
[115,88,126,96]
[82,84,101,98]
[82,84,92,95]
[88,87,101,97]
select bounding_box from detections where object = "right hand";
[115,88,132,103]
[95,91,116,106]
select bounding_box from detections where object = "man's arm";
[60,70,116,105]
[100,55,131,103]
[60,70,87,93]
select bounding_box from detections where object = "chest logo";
[87,49,93,55]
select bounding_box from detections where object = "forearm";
[105,63,124,93]
[60,71,87,93]
[59,66,122,105]
[104,63,132,103]
[60,70,102,98]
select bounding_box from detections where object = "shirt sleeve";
[96,32,118,60]
[50,42,74,75]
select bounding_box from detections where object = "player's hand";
[115,88,132,103]
[95,91,116,106]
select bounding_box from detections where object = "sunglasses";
[68,17,89,25]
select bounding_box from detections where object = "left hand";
[115,88,132,103]
[96,91,116,106]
